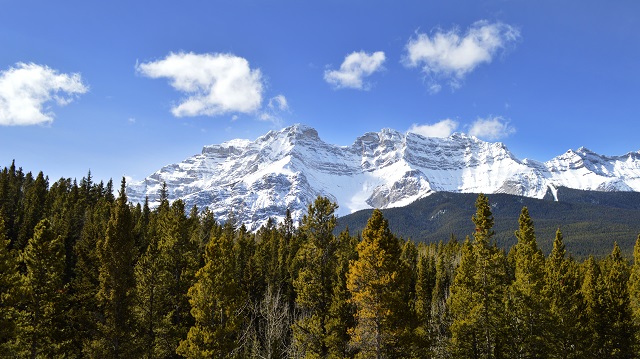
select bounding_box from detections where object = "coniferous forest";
[2,162,640,358]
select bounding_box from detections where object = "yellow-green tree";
[543,228,588,358]
[14,219,67,357]
[177,229,245,358]
[504,207,548,357]
[292,196,339,357]
[346,209,411,359]
[629,234,640,352]
[0,217,19,352]
[448,194,507,358]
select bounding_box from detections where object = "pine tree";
[14,219,67,357]
[629,234,640,352]
[177,229,245,358]
[582,255,604,357]
[70,196,111,354]
[449,194,507,358]
[504,207,548,358]
[346,209,411,359]
[0,217,19,352]
[326,227,358,358]
[292,196,339,357]
[16,171,48,250]
[414,248,436,357]
[544,228,588,358]
[91,178,137,358]
[599,243,634,357]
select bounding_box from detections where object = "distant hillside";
[337,187,640,258]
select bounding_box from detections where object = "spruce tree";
[346,209,411,359]
[292,196,339,357]
[544,228,588,358]
[504,207,548,357]
[326,227,358,358]
[449,194,507,358]
[14,219,67,357]
[0,217,19,352]
[599,243,634,357]
[629,234,640,352]
[177,229,245,358]
[92,178,137,358]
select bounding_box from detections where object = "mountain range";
[127,124,640,231]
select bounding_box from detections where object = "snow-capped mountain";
[127,124,640,230]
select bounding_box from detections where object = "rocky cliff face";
[127,124,640,230]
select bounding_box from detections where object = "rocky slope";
[127,124,640,230]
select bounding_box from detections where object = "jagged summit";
[127,124,640,230]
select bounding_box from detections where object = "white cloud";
[408,119,459,138]
[268,94,288,111]
[404,20,520,92]
[468,116,515,140]
[0,63,88,126]
[324,51,386,90]
[137,52,264,117]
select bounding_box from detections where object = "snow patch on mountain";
[127,124,640,230]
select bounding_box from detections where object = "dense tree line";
[1,162,640,358]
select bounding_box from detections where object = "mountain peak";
[128,124,640,231]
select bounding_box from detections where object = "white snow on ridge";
[127,124,640,230]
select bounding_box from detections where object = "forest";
[1,161,640,358]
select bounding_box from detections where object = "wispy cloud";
[0,63,88,126]
[468,116,515,140]
[404,20,520,92]
[137,52,264,117]
[408,119,459,138]
[324,51,386,90]
[268,94,288,111]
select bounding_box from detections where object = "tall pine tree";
[504,207,548,358]
[292,196,339,357]
[91,178,137,358]
[346,209,411,359]
[14,219,67,357]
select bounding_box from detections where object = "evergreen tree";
[449,194,507,358]
[16,171,48,250]
[91,178,137,358]
[326,227,358,358]
[629,234,640,352]
[544,228,588,358]
[292,196,339,357]
[177,229,245,358]
[504,207,548,358]
[599,243,634,357]
[346,209,411,359]
[70,196,111,355]
[414,248,436,357]
[582,255,604,357]
[14,219,67,357]
[0,217,19,352]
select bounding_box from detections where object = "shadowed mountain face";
[337,187,640,259]
[127,124,640,231]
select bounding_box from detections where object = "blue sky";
[1,0,639,184]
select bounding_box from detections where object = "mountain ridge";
[127,124,640,230]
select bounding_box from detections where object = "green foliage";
[14,219,67,357]
[504,207,548,357]
[91,178,138,358]
[1,163,640,358]
[292,196,339,357]
[449,194,508,358]
[177,229,245,358]
[346,209,412,358]
[338,189,640,258]
[543,229,589,357]
[0,217,19,352]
